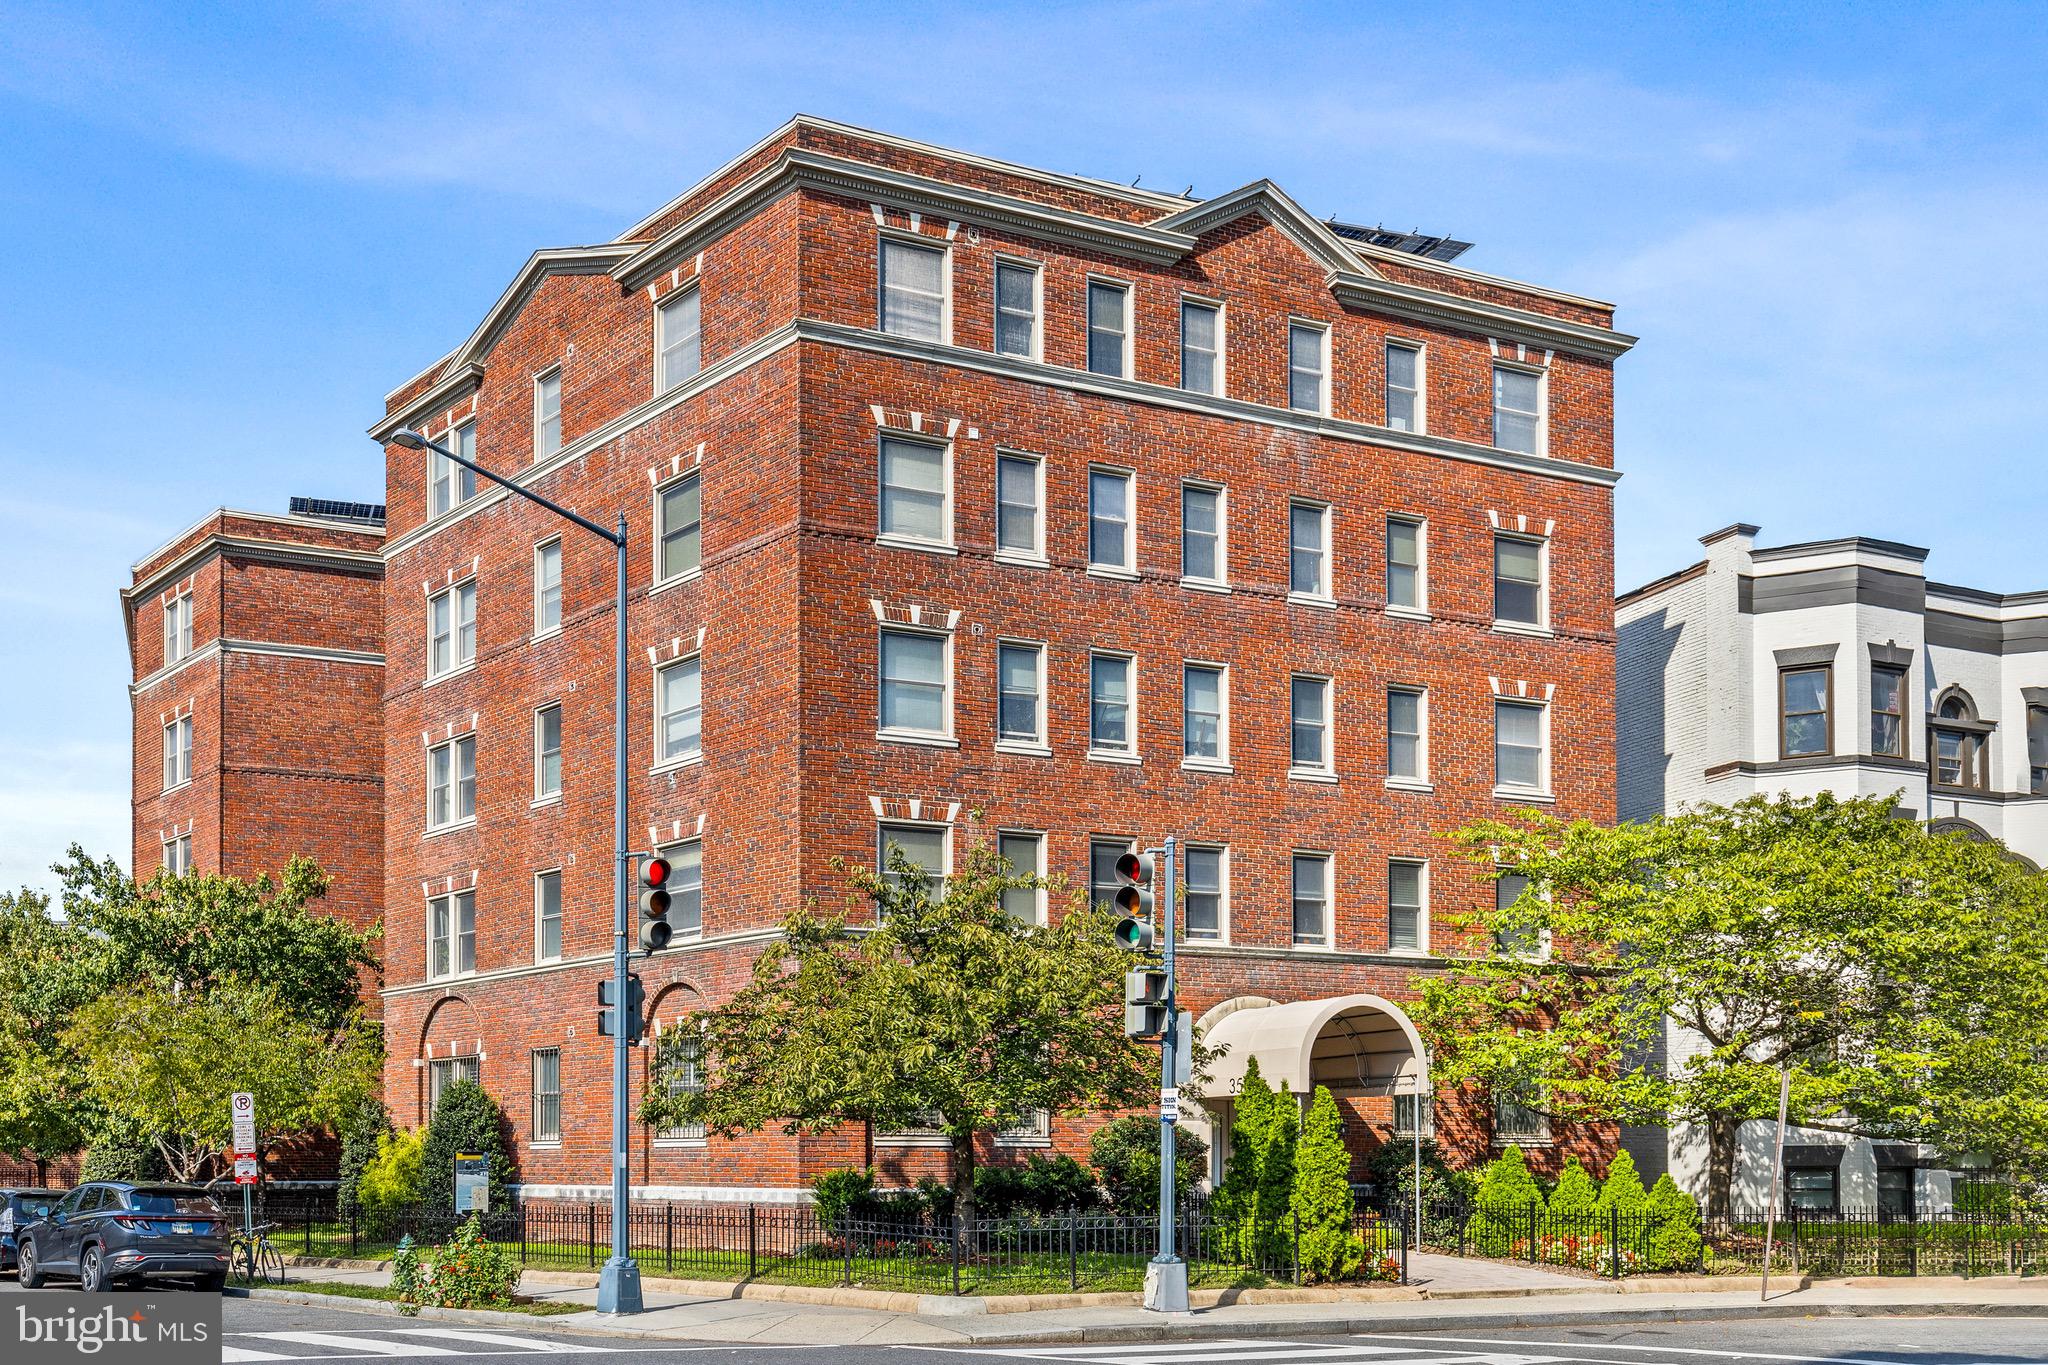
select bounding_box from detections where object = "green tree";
[1256,1089,1299,1266]
[1088,1115,1206,1213]
[1596,1148,1648,1216]
[1548,1155,1599,1220]
[419,1079,514,1214]
[1211,1056,1274,1247]
[359,1129,426,1221]
[1290,1086,1364,1282]
[79,1114,168,1183]
[62,982,381,1182]
[336,1095,394,1223]
[1410,793,2048,1216]
[640,833,1161,1232]
[1468,1146,1543,1256]
[0,887,93,1164]
[1643,1173,1704,1271]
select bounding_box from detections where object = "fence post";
[304,1205,312,1257]
[1610,1204,1621,1280]
[951,1216,963,1296]
[586,1202,596,1269]
[1400,1216,1409,1286]
[748,1204,759,1281]
[349,1208,358,1259]
[1067,1205,1078,1293]
[1528,1201,1538,1264]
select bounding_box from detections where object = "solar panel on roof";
[289,496,387,524]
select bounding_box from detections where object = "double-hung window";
[1180,483,1224,586]
[1493,535,1546,627]
[655,656,702,765]
[996,641,1045,747]
[162,715,193,791]
[657,473,702,581]
[878,436,949,546]
[1494,699,1547,793]
[994,453,1043,560]
[1086,280,1130,377]
[1088,467,1135,573]
[533,539,562,635]
[878,628,949,739]
[1182,663,1227,766]
[1780,666,1831,760]
[429,422,478,518]
[1495,870,1540,957]
[1291,852,1331,947]
[533,704,562,801]
[1288,501,1330,600]
[162,592,194,665]
[1088,652,1135,757]
[1386,517,1425,613]
[997,831,1044,923]
[1183,845,1224,942]
[879,237,946,341]
[1871,666,1906,758]
[427,1055,479,1117]
[1290,675,1331,776]
[534,368,562,461]
[1180,299,1220,394]
[535,869,562,961]
[665,839,703,938]
[2030,706,2048,796]
[994,260,1039,358]
[1389,859,1426,952]
[163,833,192,876]
[1089,838,1135,910]
[1388,686,1427,783]
[428,581,477,679]
[428,889,476,979]
[1493,1083,1549,1142]
[656,1033,708,1141]
[531,1048,562,1143]
[427,734,476,829]
[1385,342,1422,432]
[657,287,702,393]
[1287,322,1327,414]
[1492,365,1543,455]
[878,822,947,900]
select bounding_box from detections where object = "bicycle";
[230,1221,286,1286]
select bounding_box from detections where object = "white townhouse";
[1615,522,2048,1213]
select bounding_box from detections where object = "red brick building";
[135,118,1633,1200]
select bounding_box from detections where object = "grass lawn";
[274,1279,586,1316]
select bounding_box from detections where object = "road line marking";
[222,1350,301,1363]
[385,1331,610,1354]
[248,1332,465,1357]
[1357,1337,2031,1365]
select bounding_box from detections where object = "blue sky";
[2,1,2045,891]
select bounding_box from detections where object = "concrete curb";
[228,1288,606,1333]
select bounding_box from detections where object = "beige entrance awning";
[1200,993,1428,1099]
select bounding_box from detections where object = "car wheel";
[79,1246,107,1293]
[18,1240,44,1290]
[197,1271,227,1292]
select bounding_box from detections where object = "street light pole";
[388,430,643,1315]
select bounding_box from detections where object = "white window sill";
[532,625,564,644]
[877,730,960,749]
[1492,620,1555,639]
[1183,934,1228,948]
[162,778,194,796]
[651,753,705,775]
[528,1141,562,1150]
[424,818,478,840]
[1493,786,1556,804]
[1179,578,1231,595]
[531,794,563,810]
[1385,946,1431,959]
[424,970,477,985]
[1087,749,1141,766]
[993,550,1051,570]
[424,662,478,689]
[648,568,705,599]
[1385,605,1432,622]
[994,739,1052,757]
[876,534,960,557]
[536,954,563,966]
[876,1137,952,1149]
[1287,593,1337,610]
[1289,768,1338,785]
[1385,777,1435,793]
[1181,757,1233,774]
[1086,564,1140,582]
[1290,939,1333,952]
[994,1136,1053,1149]
[652,1138,709,1150]
[1495,1136,1555,1148]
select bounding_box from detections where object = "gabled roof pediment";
[1152,180,1383,281]
[440,244,637,379]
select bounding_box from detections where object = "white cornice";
[126,534,385,605]
[130,639,385,696]
[1330,271,1636,362]
[1153,179,1381,280]
[130,508,383,578]
[370,363,487,443]
[441,245,638,377]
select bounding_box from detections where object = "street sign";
[233,1156,258,1186]
[1160,1087,1180,1125]
[231,1091,256,1155]
[454,1153,490,1213]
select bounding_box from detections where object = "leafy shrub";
[810,1167,876,1233]
[1643,1174,1704,1272]
[425,1215,521,1307]
[81,1116,167,1183]
[1548,1156,1600,1220]
[1211,1057,1274,1258]
[1469,1146,1544,1257]
[390,1234,426,1316]
[336,1095,392,1224]
[1955,1181,2012,1217]
[975,1153,1098,1217]
[1290,1086,1364,1282]
[1363,1135,1466,1247]
[419,1078,514,1213]
[1596,1148,1649,1217]
[359,1129,425,1222]
[1090,1115,1207,1214]
[1253,1089,1299,1267]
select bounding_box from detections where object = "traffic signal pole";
[1145,834,1189,1313]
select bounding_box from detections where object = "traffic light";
[598,973,645,1042]
[637,854,674,952]
[1112,850,1156,952]
[1125,967,1169,1039]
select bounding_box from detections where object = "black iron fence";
[251,1190,1407,1295]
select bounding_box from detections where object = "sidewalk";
[259,1262,2048,1348]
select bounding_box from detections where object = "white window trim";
[652,469,705,587]
[993,637,1050,755]
[657,837,706,942]
[425,733,477,835]
[1286,499,1335,607]
[1180,660,1232,773]
[530,1046,564,1146]
[1181,842,1230,946]
[875,432,957,555]
[992,254,1043,361]
[876,818,952,896]
[1492,531,1552,634]
[532,702,563,806]
[163,592,195,665]
[425,888,477,982]
[533,365,563,461]
[654,284,703,397]
[1287,318,1331,416]
[1386,514,1431,620]
[1388,857,1430,957]
[1492,697,1554,802]
[533,537,563,640]
[876,625,956,747]
[1086,463,1138,578]
[1087,649,1140,764]
[1491,359,1549,458]
[1178,479,1229,592]
[425,578,478,684]
[877,230,953,345]
[651,654,705,773]
[534,866,564,963]
[1179,294,1225,397]
[996,827,1048,926]
[1290,849,1334,950]
[1385,338,1428,436]
[991,448,1048,567]
[1288,672,1335,783]
[993,1108,1053,1149]
[1085,274,1134,379]
[1387,684,1431,790]
[162,833,192,876]
[163,715,194,793]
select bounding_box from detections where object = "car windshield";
[8,1192,58,1217]
[126,1191,224,1217]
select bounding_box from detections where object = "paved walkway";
[1404,1252,1587,1293]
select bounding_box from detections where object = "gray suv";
[17,1182,230,1291]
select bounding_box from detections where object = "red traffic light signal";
[638,854,674,951]
[644,856,671,887]
[1112,849,1157,951]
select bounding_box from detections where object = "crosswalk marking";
[249,1333,466,1357]
[222,1350,302,1363]
[1358,1339,2030,1365]
[386,1331,610,1354]
[951,1346,1568,1365]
